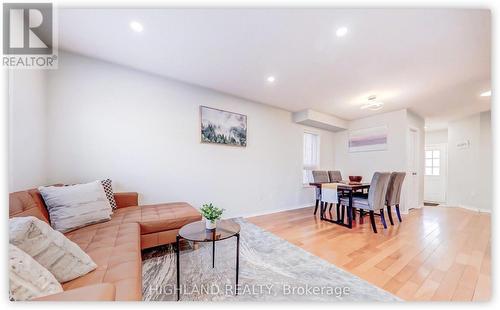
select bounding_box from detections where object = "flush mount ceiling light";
[480,90,491,97]
[360,95,384,111]
[130,21,143,32]
[336,27,348,37]
[266,76,276,83]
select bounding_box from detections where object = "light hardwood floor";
[247,205,491,301]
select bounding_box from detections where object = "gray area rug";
[142,218,399,301]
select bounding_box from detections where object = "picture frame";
[200,106,247,147]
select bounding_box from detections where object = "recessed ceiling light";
[130,21,143,32]
[266,76,276,83]
[480,90,491,97]
[336,27,348,37]
[360,95,384,111]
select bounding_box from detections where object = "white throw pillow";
[38,180,113,232]
[9,244,63,301]
[9,216,97,283]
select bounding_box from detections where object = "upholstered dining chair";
[327,170,348,214]
[385,172,406,224]
[339,172,391,233]
[312,171,330,215]
[320,183,339,219]
[328,170,343,183]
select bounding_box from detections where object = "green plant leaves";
[199,203,225,223]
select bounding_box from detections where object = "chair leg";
[380,209,387,229]
[359,209,364,224]
[336,204,341,222]
[396,204,402,222]
[329,203,333,212]
[314,199,319,215]
[369,211,377,233]
[387,205,394,225]
[352,207,356,220]
[341,205,345,223]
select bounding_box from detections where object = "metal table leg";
[212,230,216,268]
[236,233,240,295]
[348,190,353,228]
[176,235,180,301]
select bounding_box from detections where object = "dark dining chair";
[339,172,391,233]
[385,172,406,224]
[312,171,330,215]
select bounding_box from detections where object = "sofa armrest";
[114,192,139,208]
[33,283,116,301]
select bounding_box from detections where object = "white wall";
[8,70,47,191]
[447,111,491,211]
[333,109,425,213]
[45,52,335,218]
[478,111,492,211]
[334,110,407,180]
[425,129,448,145]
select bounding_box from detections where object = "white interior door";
[407,128,420,210]
[424,144,447,203]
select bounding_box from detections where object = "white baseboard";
[241,203,314,219]
[439,204,491,213]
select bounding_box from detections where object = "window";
[303,132,320,184]
[425,150,440,176]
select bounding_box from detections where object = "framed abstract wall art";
[200,106,247,147]
[348,126,388,152]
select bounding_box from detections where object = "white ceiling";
[57,9,491,130]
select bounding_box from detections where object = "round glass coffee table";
[176,220,241,301]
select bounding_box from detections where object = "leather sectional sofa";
[9,188,202,301]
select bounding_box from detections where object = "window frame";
[303,131,321,185]
[425,149,441,176]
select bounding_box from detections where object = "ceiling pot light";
[130,21,143,32]
[266,76,276,83]
[336,27,348,37]
[360,95,384,111]
[480,90,491,97]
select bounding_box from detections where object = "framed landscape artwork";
[348,126,388,152]
[200,106,247,147]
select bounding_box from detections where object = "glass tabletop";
[178,220,240,242]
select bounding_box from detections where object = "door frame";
[406,126,422,211]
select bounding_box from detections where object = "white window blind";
[303,132,320,184]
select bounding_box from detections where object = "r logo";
[3,3,53,54]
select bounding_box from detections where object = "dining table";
[309,182,371,228]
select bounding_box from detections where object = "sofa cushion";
[112,202,202,234]
[9,244,63,301]
[9,191,50,223]
[34,283,116,301]
[9,216,97,283]
[63,223,142,301]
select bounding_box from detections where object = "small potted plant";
[200,203,224,230]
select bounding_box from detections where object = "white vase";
[205,220,216,230]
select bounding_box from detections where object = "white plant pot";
[205,220,217,230]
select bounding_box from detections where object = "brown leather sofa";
[9,188,202,301]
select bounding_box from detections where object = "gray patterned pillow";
[101,179,117,210]
[38,180,113,233]
[9,216,97,283]
[9,244,63,301]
